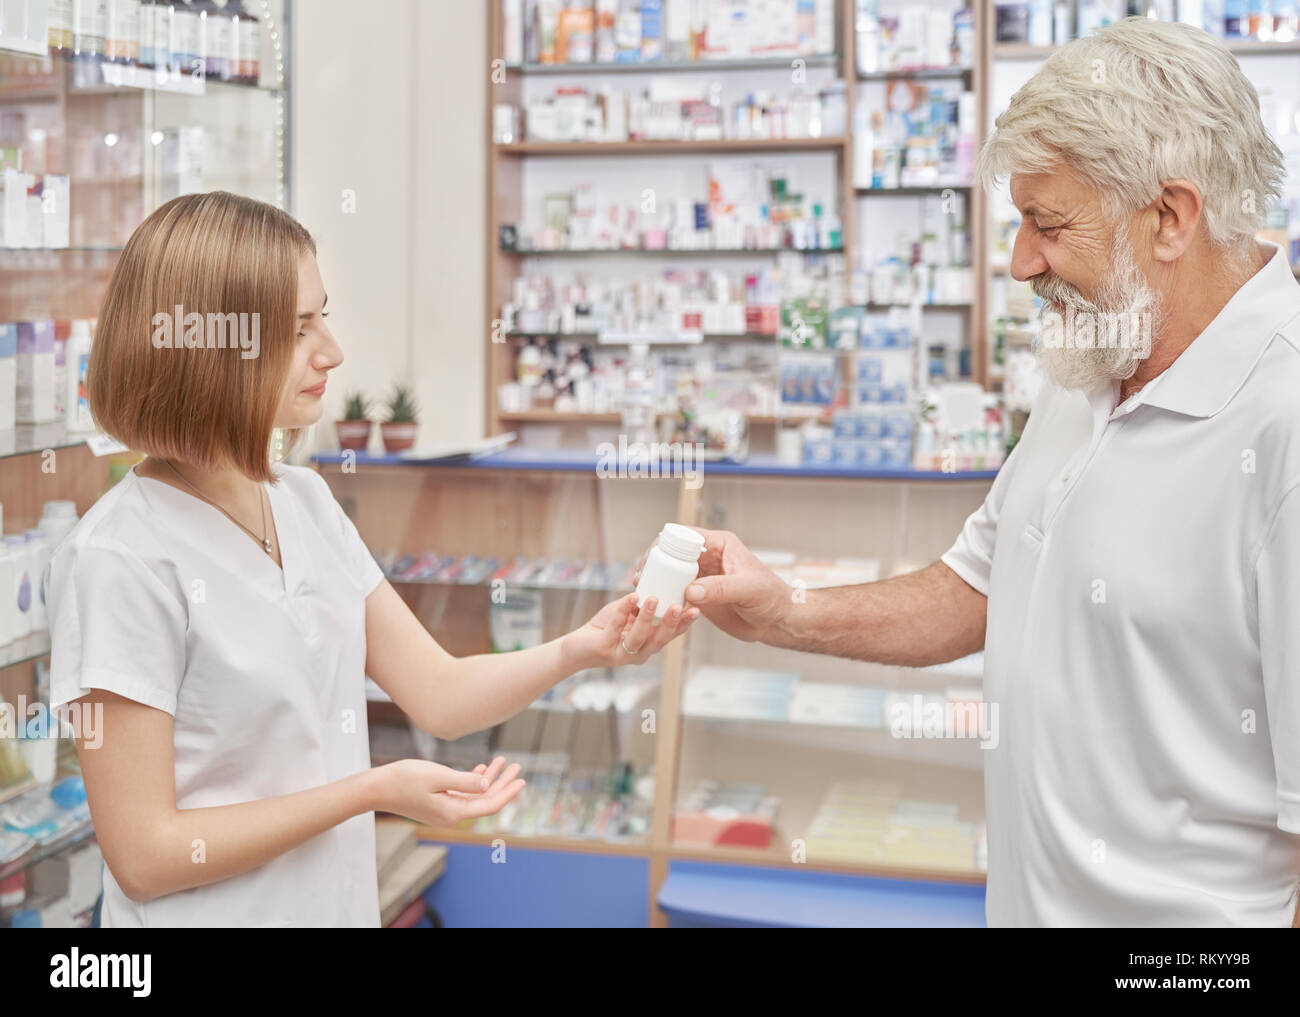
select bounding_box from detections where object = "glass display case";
[0,3,293,919]
[321,460,684,849]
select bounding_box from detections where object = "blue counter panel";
[658,860,987,928]
[419,842,650,928]
[313,448,999,482]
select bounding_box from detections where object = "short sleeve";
[1254,479,1300,834]
[303,468,385,597]
[47,537,189,717]
[939,437,1025,597]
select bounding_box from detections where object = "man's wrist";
[768,588,811,651]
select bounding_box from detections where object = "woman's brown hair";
[88,191,315,483]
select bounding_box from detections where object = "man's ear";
[1149,179,1204,264]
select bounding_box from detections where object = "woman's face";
[275,251,343,429]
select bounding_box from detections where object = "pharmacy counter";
[315,448,996,926]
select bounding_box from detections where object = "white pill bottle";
[635,523,706,621]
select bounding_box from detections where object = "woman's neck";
[138,456,266,515]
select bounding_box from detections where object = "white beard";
[1031,232,1165,392]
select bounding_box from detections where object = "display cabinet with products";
[0,1,293,927]
[316,450,995,926]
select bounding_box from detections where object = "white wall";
[292,0,487,454]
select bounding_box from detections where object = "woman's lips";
[302,382,326,397]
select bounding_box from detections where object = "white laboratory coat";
[47,462,385,927]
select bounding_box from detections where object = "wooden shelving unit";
[485,0,993,442]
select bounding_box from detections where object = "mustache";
[1031,273,1087,307]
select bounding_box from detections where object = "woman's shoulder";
[47,472,184,590]
[273,462,342,517]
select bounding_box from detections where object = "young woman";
[46,191,697,928]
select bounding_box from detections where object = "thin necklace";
[159,459,274,556]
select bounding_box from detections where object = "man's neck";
[1118,241,1271,403]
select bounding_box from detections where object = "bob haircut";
[88,191,316,484]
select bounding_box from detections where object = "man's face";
[1009,169,1161,391]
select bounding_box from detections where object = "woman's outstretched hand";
[561,592,699,671]
[375,756,526,827]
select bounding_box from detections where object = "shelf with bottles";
[850,79,976,192]
[852,1,976,76]
[498,0,839,69]
[500,162,846,256]
[497,136,847,157]
[506,54,844,75]
[44,0,280,91]
[993,1,1300,53]
[667,458,994,878]
[370,708,659,846]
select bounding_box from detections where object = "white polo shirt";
[47,463,385,928]
[943,241,1300,927]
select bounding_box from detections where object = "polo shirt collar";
[1141,241,1300,418]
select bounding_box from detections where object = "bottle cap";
[657,523,705,562]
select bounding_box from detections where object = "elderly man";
[673,17,1300,926]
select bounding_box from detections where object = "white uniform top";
[47,462,385,928]
[942,241,1300,926]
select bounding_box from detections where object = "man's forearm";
[768,561,987,667]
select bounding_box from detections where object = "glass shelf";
[0,422,95,461]
[0,630,52,670]
[505,53,841,75]
[506,246,845,257]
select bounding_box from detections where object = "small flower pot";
[381,421,419,454]
[336,420,372,452]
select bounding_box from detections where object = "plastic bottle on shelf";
[205,0,233,81]
[238,0,260,85]
[5,536,32,640]
[72,0,107,57]
[0,539,12,648]
[172,0,200,75]
[150,0,174,75]
[49,0,75,53]
[38,502,81,555]
[23,531,48,633]
[105,0,141,64]
[138,0,155,66]
[66,320,93,432]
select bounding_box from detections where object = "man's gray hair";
[979,16,1284,259]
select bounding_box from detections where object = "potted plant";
[336,390,373,452]
[380,384,420,453]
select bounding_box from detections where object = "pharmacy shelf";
[0,422,94,461]
[504,54,842,74]
[858,65,973,80]
[504,248,843,262]
[0,246,126,254]
[39,48,285,94]
[855,184,972,196]
[862,302,970,312]
[385,573,631,594]
[504,331,781,343]
[0,630,52,670]
[0,815,95,885]
[505,245,844,256]
[995,38,1300,60]
[497,136,846,156]
[410,823,986,885]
